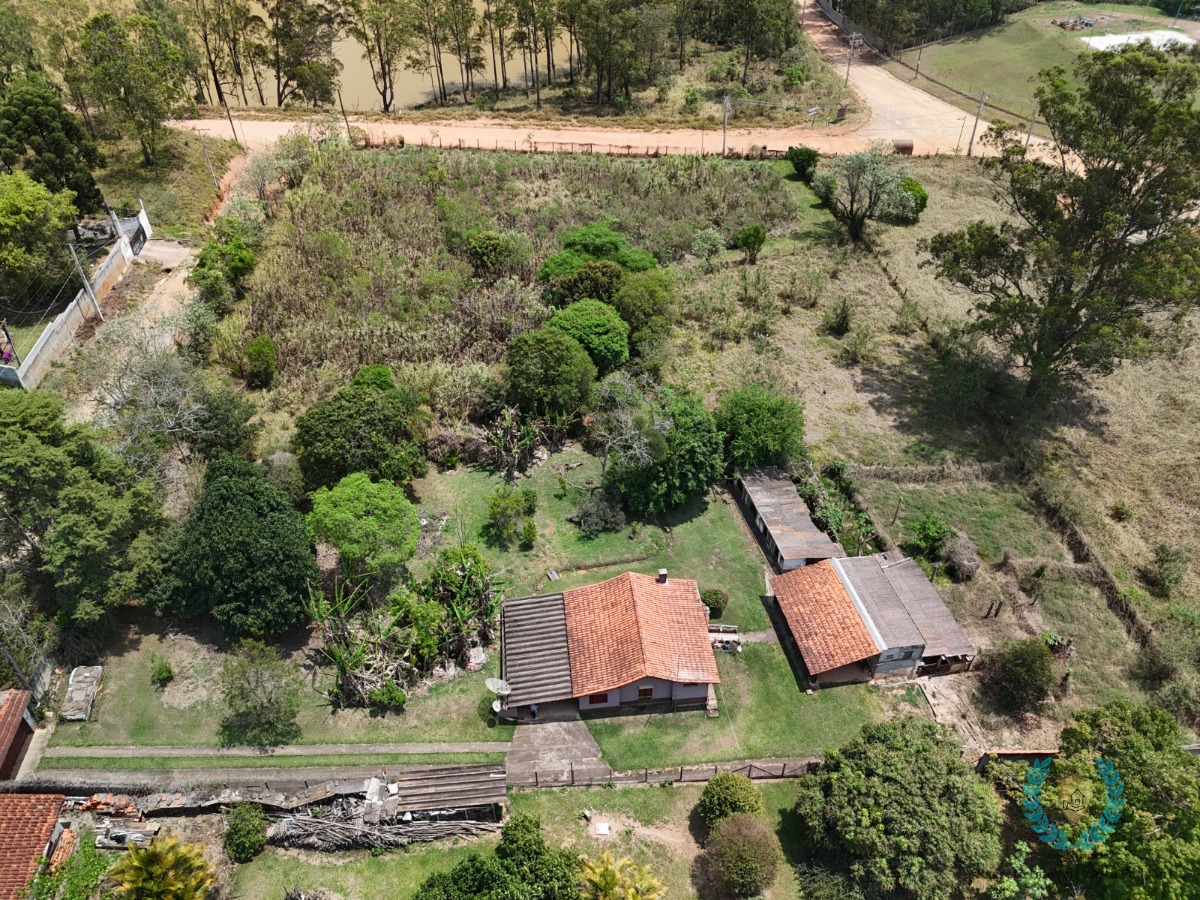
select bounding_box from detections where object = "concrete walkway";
[42,741,509,758]
[505,702,610,782]
[30,765,479,790]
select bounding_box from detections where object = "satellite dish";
[486,677,512,697]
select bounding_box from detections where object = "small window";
[638,686,654,700]
[901,650,915,661]
[587,693,609,705]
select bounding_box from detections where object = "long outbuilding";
[736,467,843,571]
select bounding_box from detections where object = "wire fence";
[505,758,821,790]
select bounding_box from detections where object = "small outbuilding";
[501,571,719,716]
[0,691,34,781]
[768,552,976,685]
[736,467,843,571]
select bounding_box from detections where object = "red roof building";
[0,691,33,781]
[0,794,64,900]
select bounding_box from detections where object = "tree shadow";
[218,714,301,751]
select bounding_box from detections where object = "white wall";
[577,677,704,711]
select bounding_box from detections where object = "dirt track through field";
[176,6,1013,159]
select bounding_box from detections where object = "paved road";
[42,742,510,759]
[176,8,1000,158]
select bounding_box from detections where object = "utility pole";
[967,90,988,157]
[196,131,220,194]
[914,44,924,80]
[722,95,732,156]
[1025,102,1038,149]
[845,33,863,87]
[1174,0,1186,26]
[337,89,353,143]
[68,242,103,320]
[220,95,240,146]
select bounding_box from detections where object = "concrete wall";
[873,646,921,676]
[577,677,706,711]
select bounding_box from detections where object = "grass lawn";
[232,838,499,900]
[96,127,239,238]
[39,752,504,772]
[587,643,878,770]
[3,318,48,360]
[411,448,773,631]
[50,623,514,749]
[859,480,1067,564]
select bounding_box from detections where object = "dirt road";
[177,7,994,158]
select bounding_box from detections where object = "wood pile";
[267,814,500,851]
[95,819,160,850]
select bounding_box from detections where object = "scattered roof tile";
[563,573,719,697]
[771,562,880,675]
[0,794,63,900]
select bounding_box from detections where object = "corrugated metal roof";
[740,468,843,562]
[836,556,925,651]
[877,554,977,659]
[501,594,574,706]
[770,562,880,675]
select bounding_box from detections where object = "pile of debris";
[61,666,103,721]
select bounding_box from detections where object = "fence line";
[506,758,821,790]
[0,210,152,389]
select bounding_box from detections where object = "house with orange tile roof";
[769,553,976,685]
[0,794,65,900]
[501,571,719,715]
[0,691,34,781]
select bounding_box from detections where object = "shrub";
[702,813,781,898]
[1146,543,1189,598]
[192,387,260,461]
[715,382,806,471]
[894,295,922,336]
[574,491,626,537]
[701,588,729,618]
[610,268,678,348]
[908,511,950,559]
[838,324,874,366]
[683,88,702,113]
[692,227,725,271]
[561,223,629,258]
[538,248,593,282]
[613,247,657,272]
[944,533,981,583]
[484,484,537,549]
[990,638,1056,713]
[223,802,266,863]
[149,653,174,687]
[465,230,530,278]
[366,679,408,709]
[786,146,820,184]
[696,772,764,828]
[900,176,929,215]
[550,259,626,307]
[1109,500,1134,522]
[546,299,630,373]
[507,327,596,417]
[108,835,215,900]
[519,518,537,549]
[735,225,766,264]
[243,334,276,390]
[820,296,854,337]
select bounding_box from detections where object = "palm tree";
[579,850,666,900]
[108,835,216,900]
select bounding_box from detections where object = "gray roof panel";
[501,593,574,706]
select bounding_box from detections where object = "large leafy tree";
[307,472,420,572]
[0,390,163,625]
[715,382,805,472]
[506,326,597,418]
[0,76,105,212]
[157,458,317,636]
[346,0,411,112]
[812,142,912,242]
[219,637,302,746]
[607,388,724,517]
[292,365,429,489]
[78,13,188,167]
[545,298,630,374]
[0,3,37,91]
[794,716,1003,899]
[264,0,343,106]
[1051,701,1200,899]
[925,44,1200,399]
[0,171,76,307]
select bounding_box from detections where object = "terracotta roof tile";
[771,562,880,675]
[0,691,30,764]
[563,573,719,697]
[0,794,63,900]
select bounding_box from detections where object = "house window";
[901,650,915,660]
[638,686,654,700]
[587,693,609,705]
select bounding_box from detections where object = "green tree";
[925,45,1200,399]
[79,13,187,167]
[0,3,37,91]
[346,0,410,112]
[422,543,498,660]
[715,382,805,472]
[812,143,913,242]
[546,299,630,373]
[191,386,260,460]
[986,842,1052,900]
[702,812,782,898]
[157,459,316,636]
[550,259,626,307]
[787,146,820,184]
[307,472,420,572]
[223,802,266,863]
[610,268,678,348]
[482,483,536,549]
[989,637,1056,714]
[292,365,429,489]
[219,637,302,746]
[696,772,765,828]
[735,224,766,264]
[579,849,666,900]
[0,75,105,213]
[506,326,597,417]
[794,716,1003,899]
[0,390,163,625]
[0,171,76,306]
[607,388,724,516]
[108,834,216,900]
[264,0,343,106]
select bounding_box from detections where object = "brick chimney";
[657,569,668,584]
